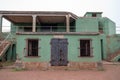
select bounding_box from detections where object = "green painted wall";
[16,35,53,62]
[84,12,102,17]
[65,35,101,62]
[9,12,120,62]
[99,34,107,59]
[6,44,16,61]
[98,18,116,36]
[106,35,120,54]
[16,34,101,62]
[76,18,99,32]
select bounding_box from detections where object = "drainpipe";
[32,15,37,32]
[66,14,70,32]
[0,15,2,33]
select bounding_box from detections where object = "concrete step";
[102,61,120,65]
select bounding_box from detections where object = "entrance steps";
[0,33,13,61]
[0,41,11,59]
[106,49,120,61]
[102,61,120,65]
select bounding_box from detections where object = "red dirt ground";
[0,65,120,80]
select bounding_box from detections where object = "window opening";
[80,40,91,57]
[27,39,38,56]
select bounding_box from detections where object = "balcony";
[16,26,76,33]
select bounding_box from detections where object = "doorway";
[101,39,104,60]
[50,38,68,66]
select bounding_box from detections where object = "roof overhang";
[0,11,78,24]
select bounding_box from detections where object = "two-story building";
[0,11,120,69]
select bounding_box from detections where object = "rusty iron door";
[50,38,68,66]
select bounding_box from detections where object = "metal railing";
[2,25,120,33]
[16,26,75,32]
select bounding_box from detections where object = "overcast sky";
[0,0,120,32]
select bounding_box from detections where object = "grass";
[1,61,15,66]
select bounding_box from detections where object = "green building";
[0,11,120,69]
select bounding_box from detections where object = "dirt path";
[0,65,120,80]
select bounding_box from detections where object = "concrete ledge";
[68,62,97,70]
[23,62,49,70]
[16,32,100,35]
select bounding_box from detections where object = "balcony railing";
[16,26,76,32]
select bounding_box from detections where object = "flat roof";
[0,10,78,18]
[0,11,78,24]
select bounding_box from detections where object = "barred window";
[79,39,92,57]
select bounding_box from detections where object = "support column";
[0,15,3,33]
[32,15,37,32]
[66,15,70,32]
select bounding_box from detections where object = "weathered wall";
[99,34,120,60]
[12,13,120,63]
[16,34,101,63]
[106,35,120,54]
[98,18,116,36]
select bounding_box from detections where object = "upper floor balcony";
[0,11,78,34]
[0,11,103,35]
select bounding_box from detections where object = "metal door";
[50,38,68,66]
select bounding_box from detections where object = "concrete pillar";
[66,15,70,32]
[0,15,3,33]
[32,15,37,32]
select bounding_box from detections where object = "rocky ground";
[0,63,120,80]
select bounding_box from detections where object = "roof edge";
[0,10,79,19]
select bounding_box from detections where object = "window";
[27,39,39,56]
[80,39,92,57]
[92,13,97,17]
[98,22,104,33]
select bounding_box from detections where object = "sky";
[0,0,120,32]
